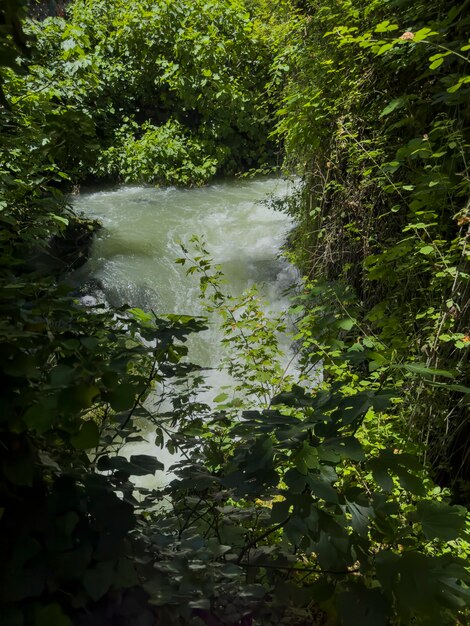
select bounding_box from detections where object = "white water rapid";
[73,176,298,488]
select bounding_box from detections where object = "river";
[73,176,297,487]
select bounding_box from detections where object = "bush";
[96,119,221,186]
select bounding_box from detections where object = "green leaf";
[446,76,470,93]
[35,605,72,626]
[334,394,372,426]
[370,462,394,491]
[337,317,355,331]
[50,364,74,387]
[83,561,114,601]
[346,500,373,536]
[429,57,444,69]
[413,28,438,43]
[415,501,466,541]
[379,97,405,118]
[114,557,139,588]
[71,420,100,450]
[369,452,423,494]
[49,213,69,226]
[293,441,319,474]
[375,21,391,33]
[283,468,307,493]
[376,551,470,622]
[398,363,455,379]
[97,454,164,476]
[418,245,434,255]
[60,383,100,412]
[428,382,470,394]
[213,392,229,403]
[220,563,244,578]
[337,584,389,626]
[285,514,308,545]
[376,43,394,55]
[272,384,313,407]
[108,383,137,411]
[396,468,426,495]
[320,436,365,462]
[270,499,291,523]
[307,475,338,503]
[23,401,56,433]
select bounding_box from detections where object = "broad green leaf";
[283,468,307,493]
[50,364,74,387]
[272,384,313,407]
[71,420,100,450]
[97,454,163,476]
[377,551,470,622]
[270,499,291,523]
[370,462,394,491]
[398,363,455,378]
[415,501,466,541]
[428,381,470,394]
[83,561,114,601]
[35,605,72,626]
[346,500,373,536]
[285,514,308,546]
[337,317,355,331]
[333,394,372,426]
[429,57,444,69]
[293,441,319,474]
[108,383,137,411]
[418,245,434,255]
[213,392,229,403]
[379,97,405,118]
[413,28,438,43]
[337,585,389,626]
[320,436,365,462]
[307,475,338,503]
[376,43,394,55]
[23,401,56,433]
[220,563,243,578]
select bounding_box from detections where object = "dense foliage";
[274,0,470,493]
[0,1,469,625]
[2,0,277,186]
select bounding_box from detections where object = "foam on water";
[73,176,298,489]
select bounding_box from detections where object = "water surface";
[73,176,297,486]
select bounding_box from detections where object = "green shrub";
[96,119,221,186]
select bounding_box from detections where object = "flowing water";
[73,176,297,487]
